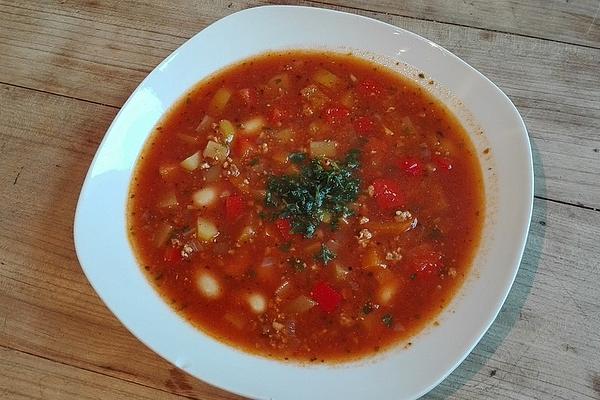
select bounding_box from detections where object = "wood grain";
[1,83,598,399]
[1,1,599,399]
[308,0,600,48]
[1,0,598,208]
[0,346,188,400]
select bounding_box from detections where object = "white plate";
[74,5,533,400]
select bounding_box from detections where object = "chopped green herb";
[362,302,373,315]
[288,257,306,272]
[382,314,394,328]
[248,157,260,166]
[409,273,416,280]
[314,244,336,265]
[265,150,362,237]
[288,152,307,164]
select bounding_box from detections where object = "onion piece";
[192,187,217,207]
[313,68,340,88]
[180,151,201,171]
[224,313,244,329]
[159,164,178,180]
[401,116,416,134]
[241,116,265,135]
[334,263,350,280]
[204,165,222,183]
[158,191,178,208]
[238,226,256,244]
[268,73,290,91]
[275,128,295,142]
[196,217,219,241]
[208,88,231,115]
[195,115,214,132]
[284,295,317,314]
[275,281,291,298]
[203,140,229,160]
[362,247,385,269]
[309,140,337,158]
[260,257,276,268]
[153,223,173,247]
[339,90,356,108]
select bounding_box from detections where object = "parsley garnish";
[265,150,361,238]
[288,152,307,164]
[314,244,336,265]
[362,302,374,315]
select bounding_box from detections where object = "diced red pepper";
[409,246,444,278]
[433,155,453,171]
[163,244,183,266]
[354,116,375,134]
[372,178,404,210]
[398,157,424,177]
[275,218,293,241]
[238,88,259,107]
[356,79,382,98]
[311,281,342,313]
[232,137,255,158]
[225,194,245,220]
[323,105,350,125]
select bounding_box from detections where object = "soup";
[128,51,484,362]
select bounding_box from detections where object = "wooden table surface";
[1,1,599,399]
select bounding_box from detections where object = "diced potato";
[195,115,214,132]
[153,223,173,247]
[313,68,340,88]
[268,73,290,91]
[196,217,219,241]
[218,119,236,143]
[197,272,221,299]
[247,293,267,314]
[208,88,231,115]
[241,116,265,135]
[180,151,201,171]
[203,140,229,160]
[192,187,217,208]
[309,140,337,158]
[158,191,178,208]
[159,164,178,180]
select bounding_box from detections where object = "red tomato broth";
[128,51,484,362]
